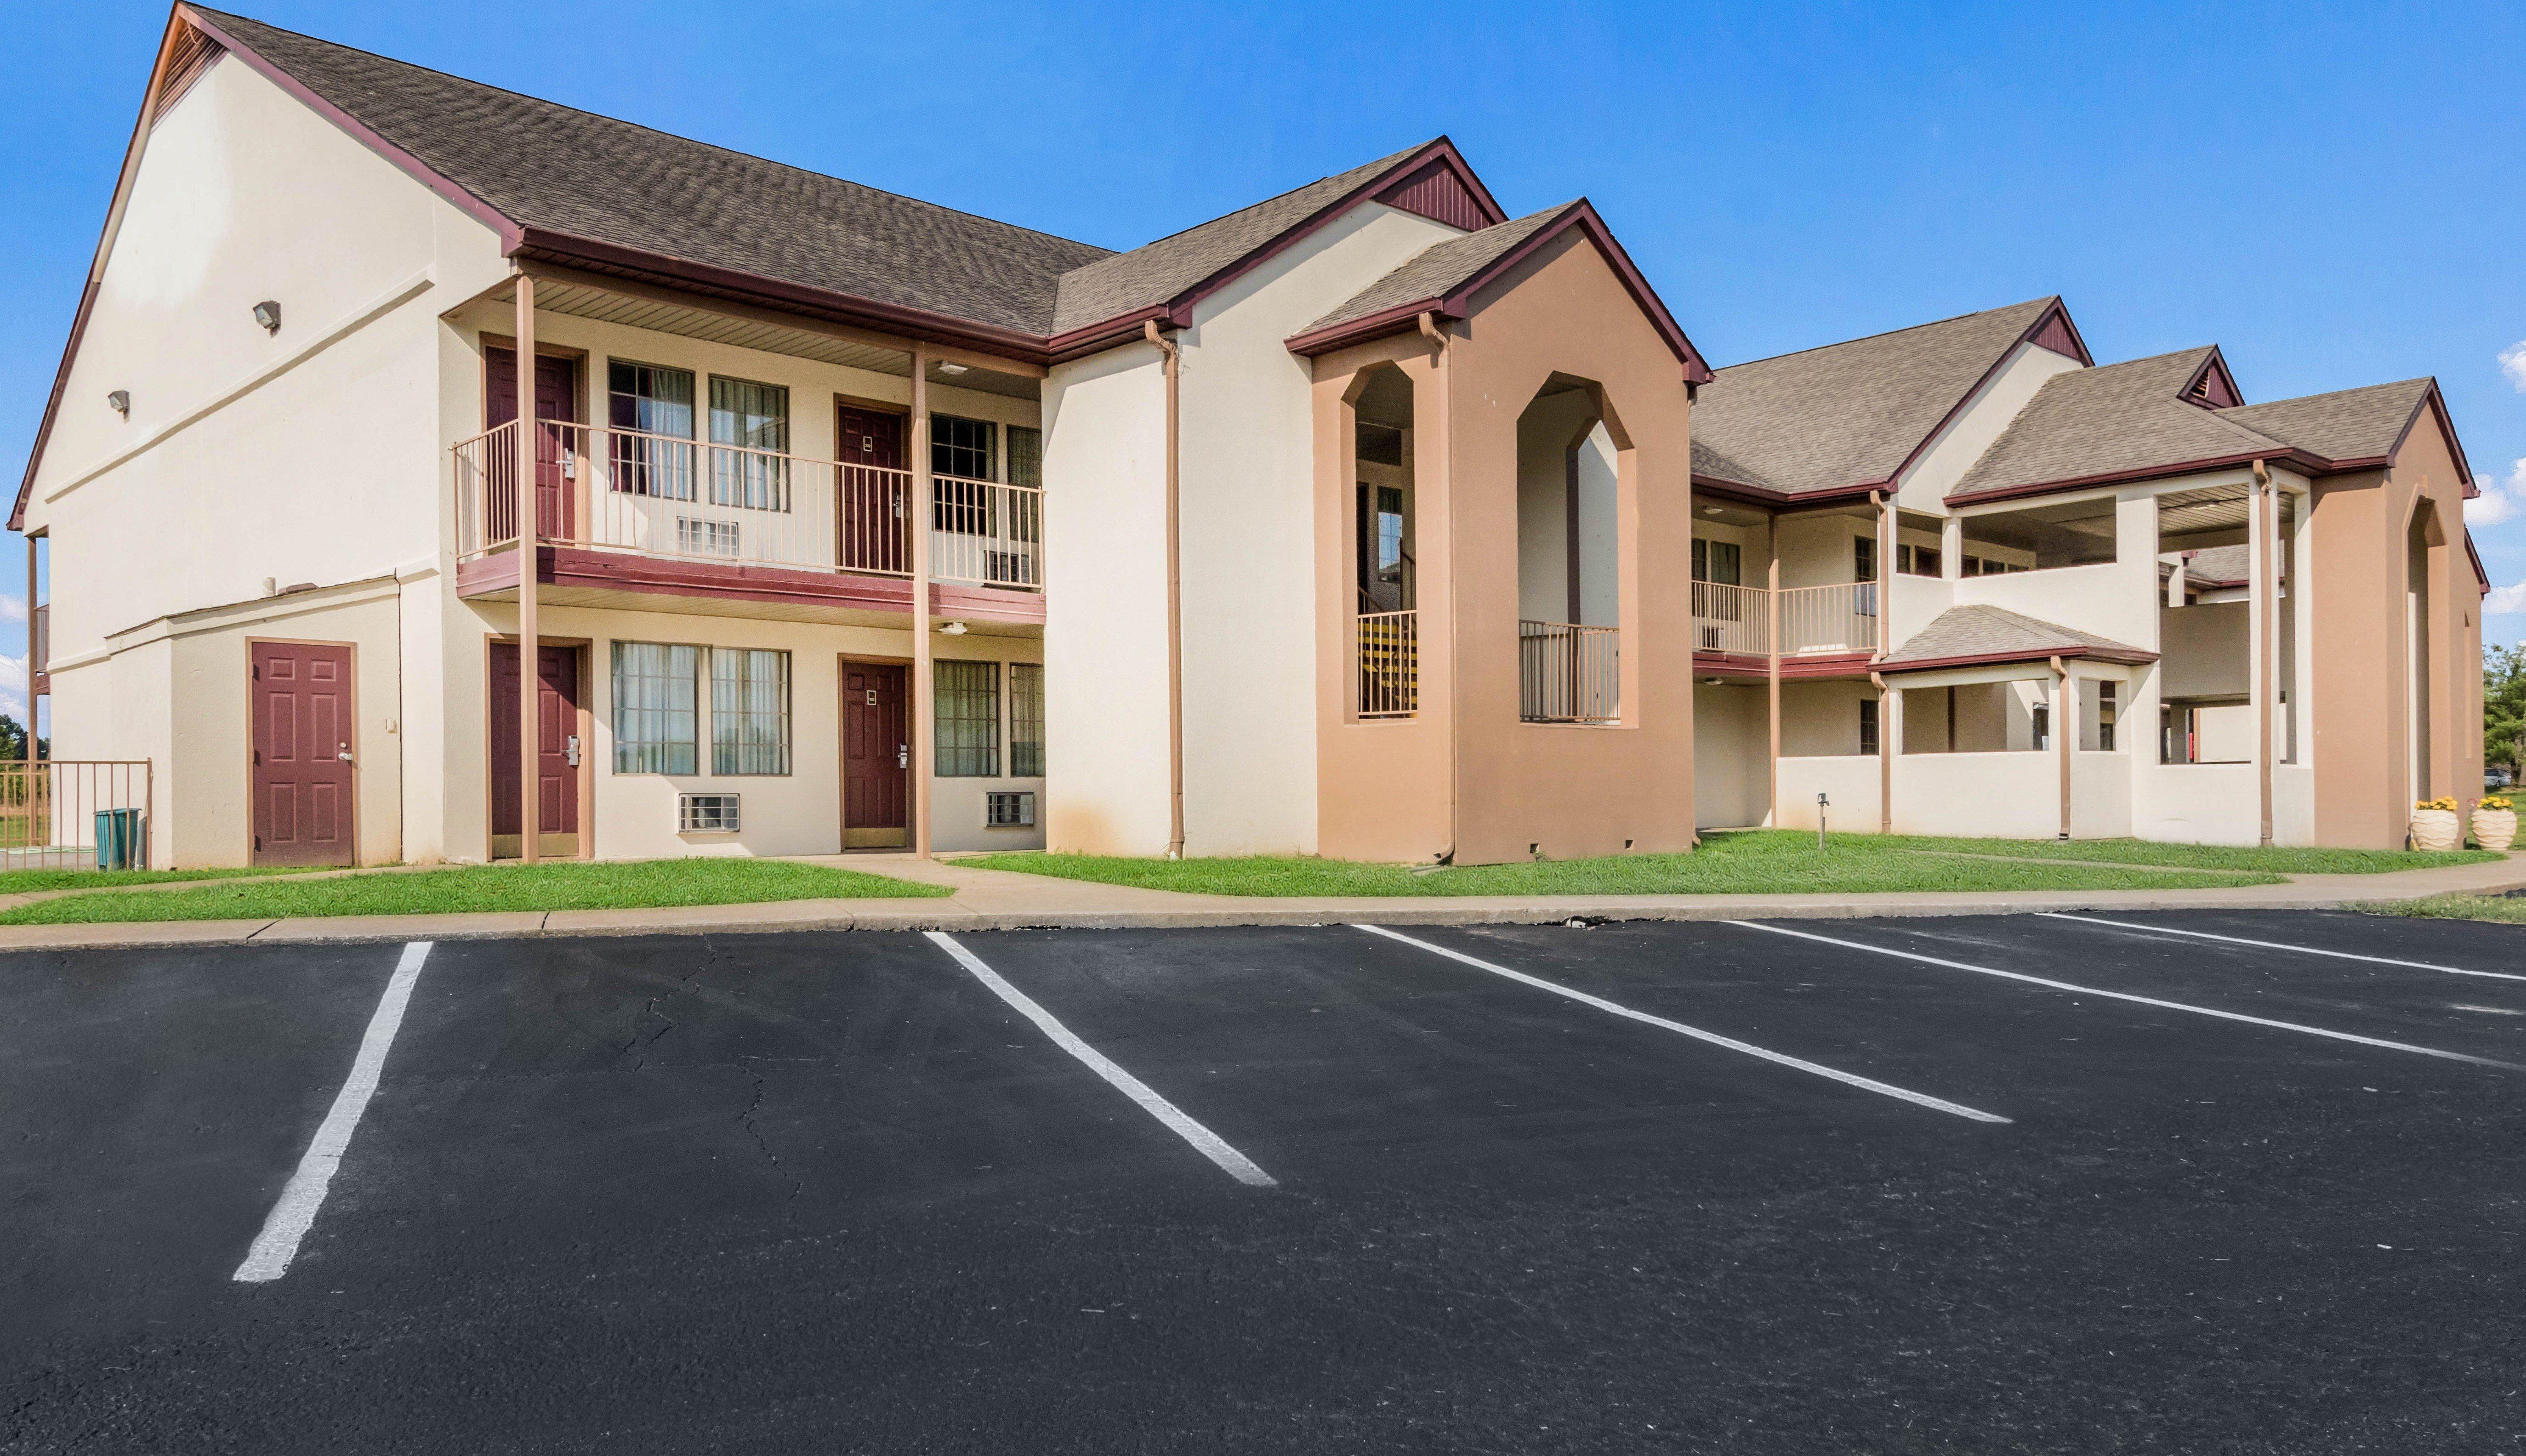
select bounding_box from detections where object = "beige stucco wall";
[1693,682,1766,829]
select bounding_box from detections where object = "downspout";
[2252,458,2275,847]
[1146,320,1185,860]
[1419,310,1458,864]
[2051,654,2071,839]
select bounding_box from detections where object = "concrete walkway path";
[0,849,2517,952]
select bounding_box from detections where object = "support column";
[2052,656,2072,839]
[1766,543,1781,828]
[23,532,37,767]
[513,274,540,865]
[1874,492,1894,656]
[1872,671,1895,834]
[2250,461,2274,846]
[910,346,935,859]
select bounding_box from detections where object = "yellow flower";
[2482,796,2515,812]
[2416,797,2458,813]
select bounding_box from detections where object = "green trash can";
[95,809,146,871]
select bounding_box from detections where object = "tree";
[2487,644,2526,779]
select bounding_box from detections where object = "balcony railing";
[454,419,1045,592]
[1778,582,1881,656]
[1691,580,1767,655]
[1519,620,1619,724]
[1358,610,1418,718]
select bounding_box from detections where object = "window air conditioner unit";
[679,793,740,833]
[985,791,1036,829]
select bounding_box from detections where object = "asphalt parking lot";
[6,910,2525,1454]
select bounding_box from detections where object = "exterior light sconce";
[107,390,130,417]
[252,301,282,335]
[1815,791,1831,850]
[936,620,969,636]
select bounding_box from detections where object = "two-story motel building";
[11,8,2488,871]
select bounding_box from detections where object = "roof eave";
[1880,644,2159,675]
[1690,475,1879,510]
[1943,448,2333,508]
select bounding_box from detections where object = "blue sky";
[3,0,2521,722]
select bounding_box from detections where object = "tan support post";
[1872,490,1892,658]
[23,531,36,767]
[514,273,540,865]
[2051,654,2071,839]
[910,346,935,858]
[1766,543,1781,828]
[1147,319,1185,860]
[2252,459,2274,847]
[1417,312,1457,864]
[1871,671,1894,834]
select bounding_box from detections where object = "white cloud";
[2471,458,2526,527]
[0,594,24,625]
[2504,340,2526,392]
[2489,582,2526,616]
[0,651,24,723]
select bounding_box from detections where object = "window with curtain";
[709,377,791,511]
[935,660,1000,777]
[612,641,699,773]
[1691,538,1741,585]
[711,648,791,775]
[1009,662,1044,777]
[608,362,695,500]
[1007,426,1042,490]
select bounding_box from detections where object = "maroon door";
[842,661,908,847]
[251,642,356,867]
[836,403,908,574]
[487,347,579,541]
[490,643,582,858]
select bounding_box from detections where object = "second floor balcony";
[1691,580,1882,663]
[453,419,1044,619]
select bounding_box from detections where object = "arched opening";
[1350,364,1417,717]
[1515,375,1621,722]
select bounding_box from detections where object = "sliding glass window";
[612,641,700,773]
[1009,662,1044,777]
[709,377,791,510]
[936,660,1000,777]
[608,362,695,500]
[711,648,791,775]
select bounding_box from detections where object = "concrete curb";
[0,859,2518,953]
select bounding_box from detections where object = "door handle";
[336,745,354,763]
[566,734,582,768]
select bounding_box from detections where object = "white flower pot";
[2472,807,2518,853]
[2410,809,2461,852]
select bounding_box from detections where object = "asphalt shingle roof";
[1690,298,2059,496]
[1297,203,1570,337]
[1048,142,1437,335]
[1880,604,2152,669]
[193,10,1125,334]
[1949,348,2288,498]
[2221,379,2435,465]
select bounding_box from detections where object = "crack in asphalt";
[737,1064,802,1204]
[619,938,719,1070]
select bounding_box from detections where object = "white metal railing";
[1691,580,1768,655]
[1358,610,1418,718]
[1778,581,1881,656]
[1519,620,1619,724]
[453,420,1044,592]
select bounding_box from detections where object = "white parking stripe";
[924,932,1277,1188]
[2037,912,2526,984]
[1352,923,2011,1124]
[1730,921,2524,1071]
[233,941,434,1283]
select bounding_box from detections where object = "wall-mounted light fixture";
[107,390,130,417]
[252,301,282,335]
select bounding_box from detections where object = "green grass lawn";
[2356,893,2526,925]
[0,864,327,895]
[1883,835,2502,875]
[961,829,2291,898]
[0,857,949,925]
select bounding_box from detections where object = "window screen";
[613,641,699,774]
[1009,662,1044,778]
[935,660,1000,777]
[711,648,791,775]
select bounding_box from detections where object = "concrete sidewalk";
[0,849,2518,952]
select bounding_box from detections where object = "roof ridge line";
[186,6,1116,259]
[1058,138,1444,278]
[1712,296,2057,372]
